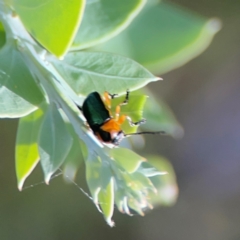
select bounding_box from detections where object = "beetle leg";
[115,104,127,125]
[103,91,112,108]
[126,116,146,127]
[120,89,129,106]
[108,93,118,99]
[118,115,126,125]
[115,105,121,120]
[103,91,119,109]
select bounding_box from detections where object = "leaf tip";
[45,174,52,185]
[106,218,115,227]
[160,171,168,175]
[139,211,145,216]
[58,55,65,61]
[18,180,24,191]
[148,203,153,210]
[207,18,222,34]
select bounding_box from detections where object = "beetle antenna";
[124,131,166,137]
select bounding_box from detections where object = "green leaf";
[62,118,87,182]
[38,103,73,183]
[71,0,146,50]
[85,156,101,203]
[109,148,145,173]
[100,161,112,190]
[141,89,184,138]
[0,22,6,49]
[127,197,144,216]
[49,51,159,96]
[94,1,221,74]
[143,155,178,206]
[0,41,44,118]
[62,138,86,182]
[15,108,44,190]
[86,155,113,205]
[114,189,128,214]
[12,0,86,58]
[98,178,115,227]
[122,170,155,193]
[111,93,147,133]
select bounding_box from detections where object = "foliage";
[0,0,220,226]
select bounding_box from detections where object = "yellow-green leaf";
[98,178,115,227]
[15,108,43,190]
[0,21,6,49]
[111,93,147,133]
[12,0,86,57]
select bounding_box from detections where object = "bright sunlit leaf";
[98,178,115,227]
[12,0,86,57]
[111,94,147,133]
[15,108,43,190]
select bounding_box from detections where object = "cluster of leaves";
[0,0,220,225]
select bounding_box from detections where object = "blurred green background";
[1,0,240,239]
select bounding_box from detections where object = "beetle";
[77,90,164,146]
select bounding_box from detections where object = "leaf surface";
[109,148,145,173]
[94,1,221,74]
[38,104,73,183]
[50,51,159,96]
[71,0,145,50]
[0,22,6,49]
[15,108,43,190]
[98,178,115,227]
[12,0,86,57]
[0,42,44,118]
